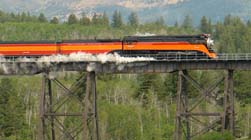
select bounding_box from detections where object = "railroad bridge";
[1,53,251,140]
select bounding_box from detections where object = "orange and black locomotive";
[0,34,216,58]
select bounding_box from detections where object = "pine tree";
[67,13,78,25]
[38,13,47,23]
[155,16,165,27]
[163,73,178,99]
[207,18,212,34]
[174,21,179,27]
[50,17,59,24]
[0,10,4,17]
[0,78,26,138]
[0,11,7,23]
[182,15,192,29]
[214,22,223,39]
[128,12,139,27]
[200,16,208,33]
[247,20,251,27]
[80,12,91,25]
[102,12,109,26]
[135,74,162,106]
[224,14,232,26]
[92,13,100,25]
[111,10,123,28]
[20,12,27,22]
[26,12,33,22]
[10,12,16,22]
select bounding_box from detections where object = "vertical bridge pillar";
[222,70,235,135]
[83,71,100,140]
[174,70,189,140]
[39,71,99,140]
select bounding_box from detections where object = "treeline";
[0,10,195,29]
[0,11,48,23]
[0,10,146,28]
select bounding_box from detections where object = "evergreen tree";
[26,12,33,22]
[92,13,100,25]
[200,16,208,33]
[0,10,4,18]
[38,13,47,23]
[21,12,27,22]
[182,15,192,29]
[0,78,26,138]
[224,14,232,26]
[247,20,251,27]
[214,21,223,39]
[207,19,212,33]
[135,74,163,106]
[50,17,59,24]
[0,11,7,23]
[128,12,139,27]
[9,12,16,22]
[174,21,179,27]
[67,13,78,25]
[199,16,212,34]
[155,16,165,27]
[102,12,109,26]
[163,73,178,99]
[111,10,123,28]
[80,12,91,25]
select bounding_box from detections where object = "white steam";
[134,32,156,36]
[0,53,155,73]
[10,52,155,64]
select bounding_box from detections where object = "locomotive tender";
[0,34,216,59]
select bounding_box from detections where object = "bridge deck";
[0,60,251,75]
[1,53,251,75]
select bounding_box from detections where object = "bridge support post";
[83,71,100,140]
[38,72,100,140]
[39,73,47,140]
[222,70,235,135]
[174,70,189,140]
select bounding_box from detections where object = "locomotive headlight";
[207,38,214,47]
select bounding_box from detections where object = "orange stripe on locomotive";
[60,42,122,55]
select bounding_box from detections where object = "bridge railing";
[217,53,251,60]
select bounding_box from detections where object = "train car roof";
[0,35,209,44]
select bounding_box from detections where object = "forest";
[0,10,251,140]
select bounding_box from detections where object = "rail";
[1,53,251,63]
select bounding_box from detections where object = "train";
[0,34,216,59]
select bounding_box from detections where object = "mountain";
[0,0,251,25]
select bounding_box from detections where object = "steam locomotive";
[0,34,216,59]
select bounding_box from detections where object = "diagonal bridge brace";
[174,70,235,140]
[39,72,100,140]
[181,72,224,112]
